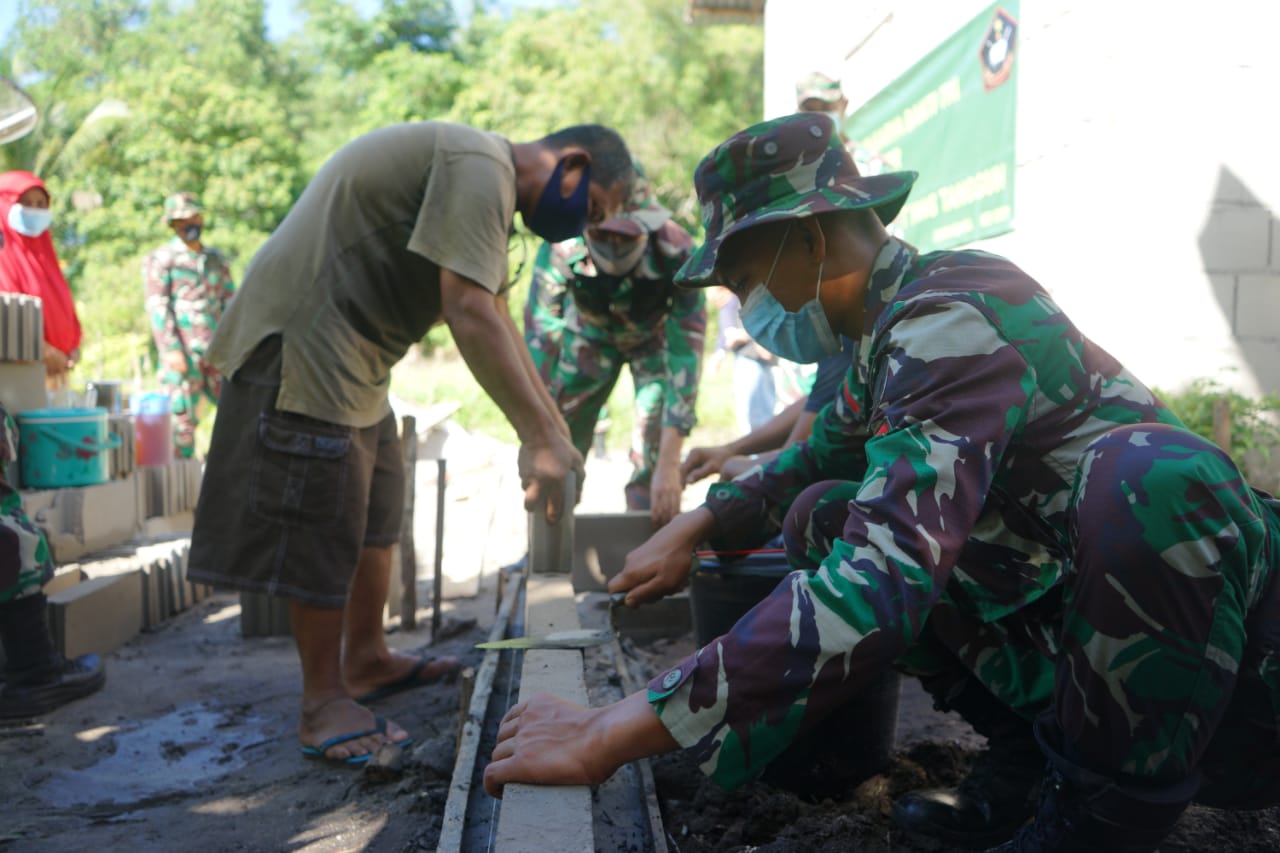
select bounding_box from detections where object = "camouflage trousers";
[0,490,54,603]
[160,358,221,459]
[533,330,666,511]
[783,423,1280,806]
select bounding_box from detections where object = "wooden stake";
[400,415,418,630]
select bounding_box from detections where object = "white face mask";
[8,203,52,237]
[586,234,647,276]
[825,111,844,130]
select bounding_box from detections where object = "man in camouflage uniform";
[484,113,1280,853]
[0,403,104,718]
[141,192,235,458]
[524,163,705,525]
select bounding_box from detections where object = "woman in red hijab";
[0,170,82,386]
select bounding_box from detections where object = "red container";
[133,393,172,465]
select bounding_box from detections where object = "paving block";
[139,561,166,629]
[496,573,594,851]
[107,414,136,480]
[0,293,42,362]
[570,511,653,592]
[47,570,145,659]
[61,475,142,555]
[42,564,84,597]
[0,359,46,418]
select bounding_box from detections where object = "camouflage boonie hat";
[675,112,917,287]
[162,191,201,223]
[795,72,844,107]
[591,160,671,237]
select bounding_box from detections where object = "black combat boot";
[892,676,1044,848]
[0,593,105,720]
[984,716,1195,853]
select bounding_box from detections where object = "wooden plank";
[436,569,523,853]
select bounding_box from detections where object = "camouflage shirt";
[647,237,1185,788]
[142,237,235,359]
[529,220,706,434]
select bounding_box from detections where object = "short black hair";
[540,124,634,193]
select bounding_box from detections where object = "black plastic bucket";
[689,553,901,798]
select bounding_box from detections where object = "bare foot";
[298,697,409,762]
[344,651,461,701]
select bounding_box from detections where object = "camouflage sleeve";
[659,285,706,435]
[526,242,573,336]
[142,250,183,354]
[649,297,1034,789]
[211,250,235,308]
[698,370,875,549]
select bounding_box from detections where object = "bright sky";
[0,0,566,50]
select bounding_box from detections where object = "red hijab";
[0,170,82,355]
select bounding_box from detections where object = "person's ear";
[558,148,591,177]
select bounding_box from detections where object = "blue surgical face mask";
[8,203,52,238]
[524,158,591,243]
[739,221,841,364]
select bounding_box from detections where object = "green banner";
[846,0,1019,251]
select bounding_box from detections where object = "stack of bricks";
[0,293,43,362]
[107,414,136,480]
[0,295,46,487]
[43,540,213,659]
[143,456,203,518]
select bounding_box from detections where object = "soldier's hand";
[609,507,714,606]
[681,444,732,485]
[519,433,585,525]
[719,452,776,481]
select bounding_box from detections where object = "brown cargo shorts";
[187,335,405,608]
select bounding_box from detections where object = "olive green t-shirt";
[207,122,517,427]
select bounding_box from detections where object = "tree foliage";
[0,0,762,379]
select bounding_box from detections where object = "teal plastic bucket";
[17,407,121,488]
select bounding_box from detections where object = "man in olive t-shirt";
[188,122,632,766]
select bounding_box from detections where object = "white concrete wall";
[763,0,1280,399]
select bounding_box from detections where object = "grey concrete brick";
[1236,274,1280,338]
[47,570,144,659]
[1200,205,1272,272]
[43,565,84,597]
[498,573,594,851]
[571,512,653,593]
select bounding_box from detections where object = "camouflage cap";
[590,160,671,237]
[675,112,917,287]
[162,191,201,223]
[795,72,844,108]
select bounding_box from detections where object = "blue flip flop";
[354,655,460,704]
[300,715,414,765]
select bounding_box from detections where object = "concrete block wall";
[764,0,1280,401]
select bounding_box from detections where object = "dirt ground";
[0,590,492,852]
[6,440,1280,852]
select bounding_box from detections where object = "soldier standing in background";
[524,163,705,527]
[141,192,235,458]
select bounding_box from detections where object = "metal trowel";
[475,593,626,650]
